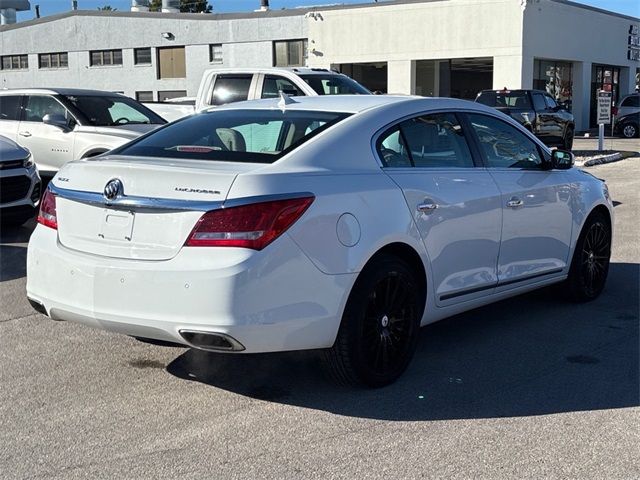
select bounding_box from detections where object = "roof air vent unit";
[0,0,30,25]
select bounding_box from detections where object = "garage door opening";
[338,62,388,94]
[416,57,493,100]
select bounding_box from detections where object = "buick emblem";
[103,178,123,201]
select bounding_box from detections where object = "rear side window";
[23,95,67,123]
[0,95,22,121]
[262,75,304,99]
[476,91,532,110]
[378,113,474,168]
[115,109,351,164]
[532,93,546,111]
[211,74,253,106]
[621,95,639,107]
[466,113,542,169]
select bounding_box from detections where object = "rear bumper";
[27,226,356,353]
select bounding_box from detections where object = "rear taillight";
[37,189,58,230]
[185,196,314,250]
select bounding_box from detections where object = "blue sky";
[15,0,640,20]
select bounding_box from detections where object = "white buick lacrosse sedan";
[27,95,613,387]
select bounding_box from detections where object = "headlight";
[23,154,34,169]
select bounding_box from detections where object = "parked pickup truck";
[144,67,371,121]
[475,89,575,150]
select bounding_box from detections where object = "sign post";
[596,90,612,151]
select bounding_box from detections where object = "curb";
[576,152,622,167]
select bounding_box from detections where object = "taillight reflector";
[186,196,314,250]
[37,188,57,230]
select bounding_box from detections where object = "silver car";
[0,135,41,227]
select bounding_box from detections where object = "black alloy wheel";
[566,211,611,302]
[325,254,423,387]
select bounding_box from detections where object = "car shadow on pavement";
[167,262,639,421]
[0,220,36,282]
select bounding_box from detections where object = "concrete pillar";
[387,60,415,95]
[493,55,525,90]
[619,66,637,97]
[572,61,592,132]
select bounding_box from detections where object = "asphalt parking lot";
[1,158,638,479]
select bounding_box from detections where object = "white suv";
[0,89,166,174]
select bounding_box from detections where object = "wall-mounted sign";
[597,90,612,125]
[629,24,640,62]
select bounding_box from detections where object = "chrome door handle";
[506,197,524,208]
[417,202,438,213]
[19,131,32,137]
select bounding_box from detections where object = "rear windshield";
[114,109,351,163]
[476,91,532,110]
[298,74,371,95]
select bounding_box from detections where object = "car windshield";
[61,94,166,126]
[298,74,371,95]
[476,91,533,109]
[114,109,351,163]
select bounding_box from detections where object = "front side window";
[466,113,543,169]
[211,75,253,106]
[261,75,304,99]
[544,94,558,109]
[115,109,350,164]
[61,95,165,126]
[23,96,68,123]
[379,113,474,168]
[0,95,22,121]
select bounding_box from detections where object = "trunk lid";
[53,155,259,260]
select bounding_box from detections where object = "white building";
[1,0,638,130]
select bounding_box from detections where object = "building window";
[157,47,186,79]
[209,44,223,64]
[38,52,68,69]
[273,39,307,67]
[533,59,573,110]
[1,54,28,70]
[135,91,154,102]
[90,49,123,66]
[134,48,152,65]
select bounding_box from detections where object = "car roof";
[208,94,489,115]
[200,67,349,77]
[0,88,126,97]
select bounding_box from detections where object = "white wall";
[0,11,307,98]
[307,0,527,91]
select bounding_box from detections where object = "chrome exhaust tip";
[179,330,245,352]
[27,297,48,316]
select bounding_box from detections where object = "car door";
[379,112,503,305]
[543,94,565,144]
[531,92,552,143]
[19,95,76,172]
[464,112,573,288]
[0,94,23,142]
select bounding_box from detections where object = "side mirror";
[43,113,71,131]
[551,149,574,169]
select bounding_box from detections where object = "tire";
[621,122,638,139]
[324,254,424,387]
[565,211,611,302]
[562,126,574,150]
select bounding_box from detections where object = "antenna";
[277,90,297,112]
